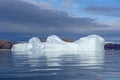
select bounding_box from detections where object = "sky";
[0,0,120,42]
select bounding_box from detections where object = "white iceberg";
[11,34,105,52]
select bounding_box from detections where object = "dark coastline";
[0,40,14,49]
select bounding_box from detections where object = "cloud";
[60,0,78,8]
[0,0,111,41]
[84,5,120,17]
[21,0,53,9]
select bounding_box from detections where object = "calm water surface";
[0,50,120,80]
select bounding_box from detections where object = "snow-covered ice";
[11,34,105,52]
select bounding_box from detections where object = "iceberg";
[11,34,105,52]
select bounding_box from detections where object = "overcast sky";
[0,0,120,42]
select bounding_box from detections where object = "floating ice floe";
[11,34,105,52]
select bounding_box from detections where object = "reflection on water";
[1,50,120,80]
[12,51,104,68]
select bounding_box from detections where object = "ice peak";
[47,35,64,43]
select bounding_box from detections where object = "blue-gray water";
[0,50,120,80]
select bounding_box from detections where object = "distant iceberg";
[11,34,105,52]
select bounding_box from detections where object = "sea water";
[0,50,120,80]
